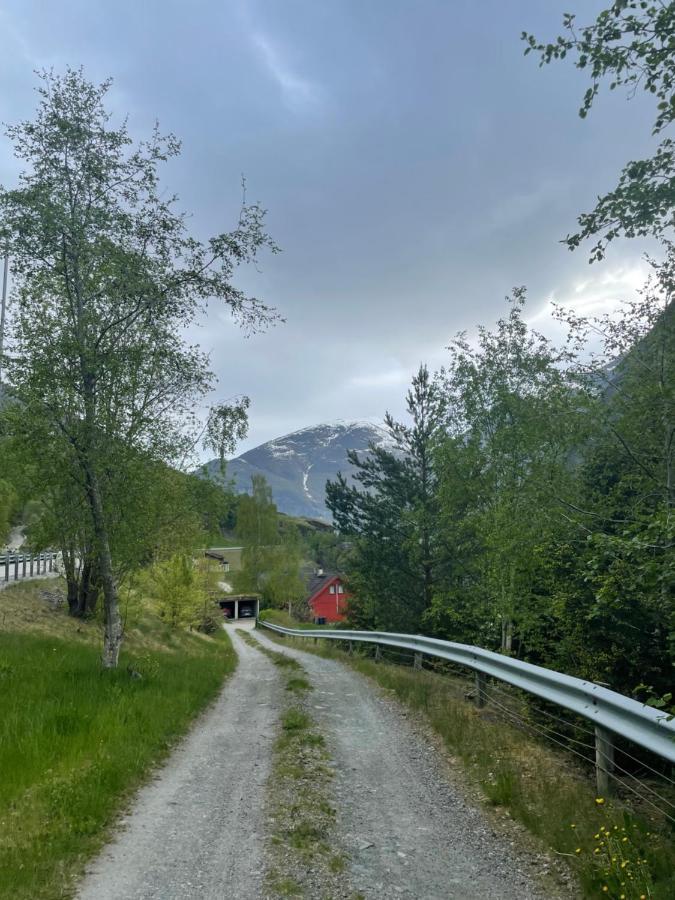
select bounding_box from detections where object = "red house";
[307,570,350,623]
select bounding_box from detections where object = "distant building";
[306,570,350,623]
[205,547,244,573]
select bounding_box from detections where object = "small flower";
[594,833,600,839]
[622,837,628,843]
[575,848,581,854]
[596,798,605,805]
[570,823,576,829]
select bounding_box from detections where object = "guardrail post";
[413,651,422,670]
[348,641,353,656]
[3,558,7,582]
[374,644,382,663]
[475,671,487,709]
[22,555,26,577]
[49,555,53,573]
[595,726,614,797]
[14,556,18,580]
[29,555,34,576]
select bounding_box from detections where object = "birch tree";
[0,69,278,666]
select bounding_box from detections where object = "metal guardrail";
[0,551,58,582]
[259,621,675,792]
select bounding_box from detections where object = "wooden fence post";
[475,671,487,709]
[595,726,614,797]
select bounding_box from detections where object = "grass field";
[262,626,675,900]
[0,579,236,900]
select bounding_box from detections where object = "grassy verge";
[258,608,334,630]
[0,579,236,900]
[242,631,354,898]
[262,628,675,900]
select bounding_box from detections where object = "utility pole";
[0,249,8,386]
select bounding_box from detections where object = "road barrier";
[259,621,675,801]
[0,551,58,584]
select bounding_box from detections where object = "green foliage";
[523,2,675,259]
[333,278,675,696]
[0,67,276,664]
[327,364,445,632]
[235,475,306,610]
[0,478,17,545]
[139,553,216,629]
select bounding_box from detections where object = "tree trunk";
[84,463,122,667]
[75,553,100,617]
[67,577,79,615]
[62,544,80,616]
[501,618,513,653]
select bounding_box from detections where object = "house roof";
[306,572,342,604]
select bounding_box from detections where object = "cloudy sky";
[0,0,657,455]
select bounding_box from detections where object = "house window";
[338,585,344,594]
[329,585,336,594]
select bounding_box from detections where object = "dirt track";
[77,625,281,900]
[254,628,547,900]
[79,622,553,899]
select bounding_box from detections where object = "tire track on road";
[255,629,552,900]
[77,625,281,900]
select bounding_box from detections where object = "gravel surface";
[255,629,552,900]
[77,623,281,900]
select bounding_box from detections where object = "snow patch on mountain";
[201,420,395,520]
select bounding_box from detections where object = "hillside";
[200,421,397,519]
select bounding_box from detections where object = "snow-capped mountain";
[201,421,397,520]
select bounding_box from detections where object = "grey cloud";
[0,0,657,456]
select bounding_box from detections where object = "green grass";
[285,675,312,693]
[258,608,335,630]
[267,631,675,900]
[0,582,236,900]
[281,708,312,733]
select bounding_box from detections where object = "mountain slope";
[201,421,396,519]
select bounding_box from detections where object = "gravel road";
[254,629,550,900]
[77,623,281,900]
[78,623,559,900]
